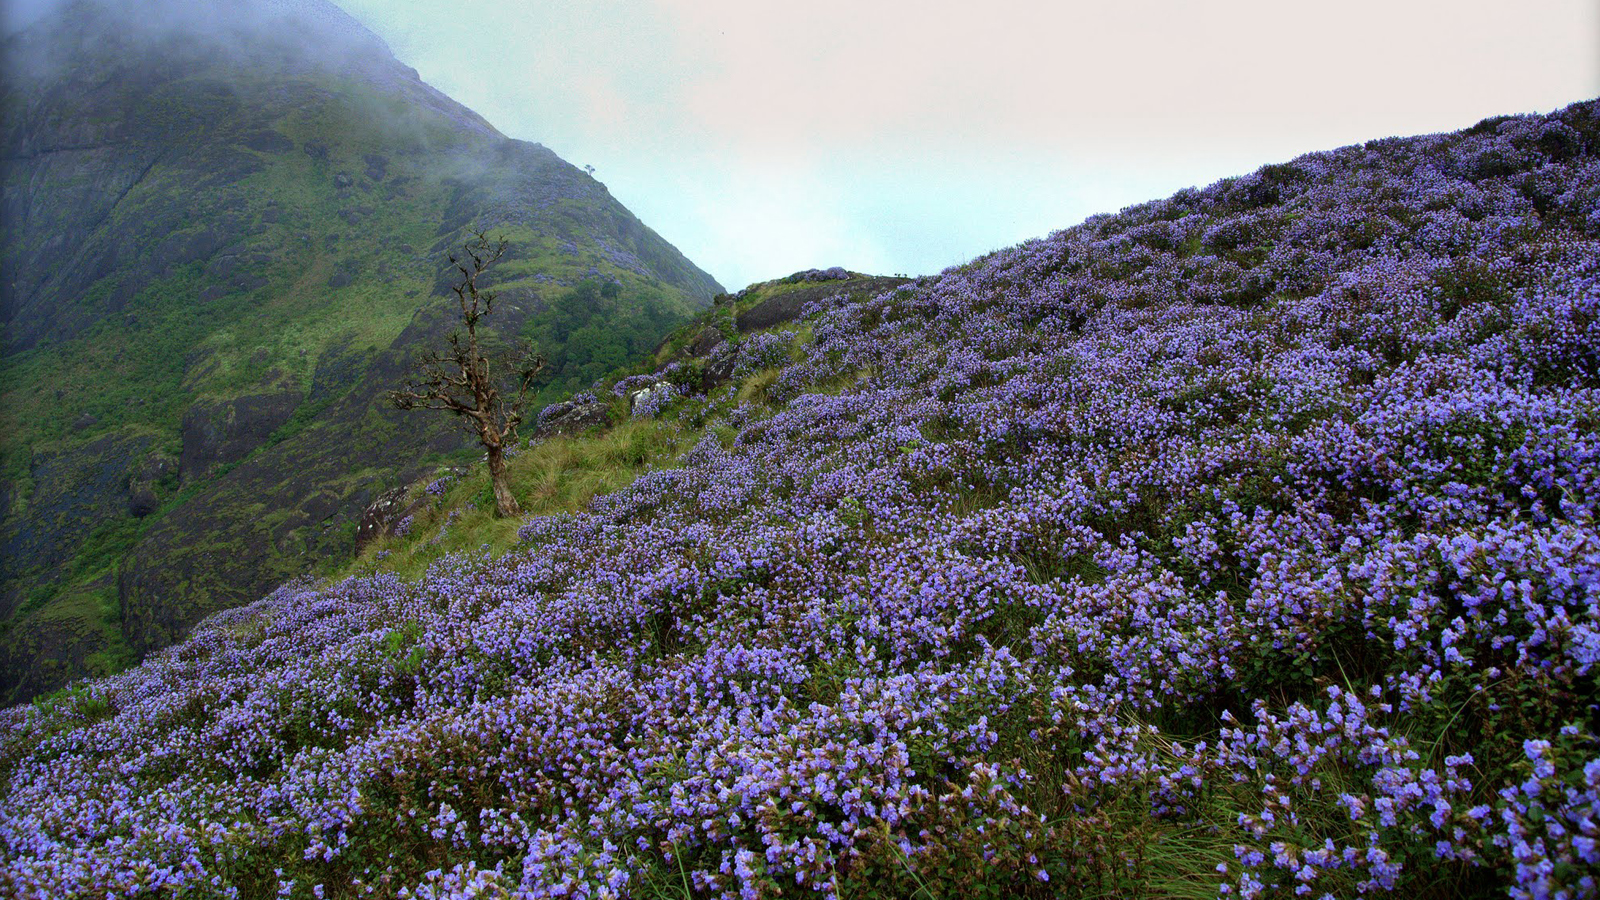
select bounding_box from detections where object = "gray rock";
[530,399,613,440]
[299,490,340,524]
[355,486,408,549]
[735,275,911,333]
[0,433,155,619]
[628,381,675,416]
[702,343,738,391]
[125,451,177,518]
[134,452,177,484]
[687,327,725,357]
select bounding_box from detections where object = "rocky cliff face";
[0,0,723,703]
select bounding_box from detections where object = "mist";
[341,0,1600,287]
[1,0,67,33]
[8,0,1598,289]
[2,0,398,84]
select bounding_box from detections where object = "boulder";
[735,275,912,333]
[530,398,613,440]
[628,382,676,417]
[355,486,408,549]
[734,291,811,333]
[701,342,738,392]
[687,327,725,357]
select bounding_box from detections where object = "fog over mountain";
[5,0,401,79]
[310,0,1600,289]
[0,0,720,703]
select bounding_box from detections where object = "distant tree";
[389,231,544,517]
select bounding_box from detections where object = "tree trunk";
[486,445,520,517]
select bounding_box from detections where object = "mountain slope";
[0,0,721,701]
[3,100,1599,897]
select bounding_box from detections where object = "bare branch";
[389,231,536,517]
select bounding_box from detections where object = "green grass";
[336,314,826,586]
[649,278,834,368]
[0,66,716,702]
[734,367,785,407]
[340,413,700,583]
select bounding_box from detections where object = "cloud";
[645,0,1598,154]
[4,0,397,80]
[17,0,1596,288]
[568,0,1598,285]
[1,0,70,34]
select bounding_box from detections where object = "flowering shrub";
[532,404,566,431]
[535,393,603,431]
[783,266,851,284]
[3,101,1599,899]
[731,331,795,378]
[630,381,678,418]
[611,374,658,398]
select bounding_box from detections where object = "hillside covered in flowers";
[4,100,1600,899]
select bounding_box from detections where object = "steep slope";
[0,0,721,701]
[3,101,1599,897]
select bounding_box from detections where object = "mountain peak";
[2,0,462,153]
[0,0,719,703]
[6,0,400,79]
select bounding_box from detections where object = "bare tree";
[389,231,544,517]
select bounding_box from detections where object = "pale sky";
[11,0,1599,289]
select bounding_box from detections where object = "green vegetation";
[649,278,822,368]
[342,404,704,583]
[526,278,687,396]
[335,277,880,589]
[1,63,717,703]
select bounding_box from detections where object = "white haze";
[9,0,1599,289]
[2,0,397,83]
[341,0,1600,288]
